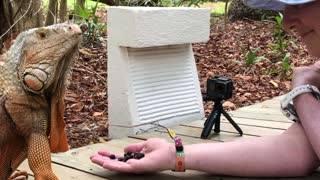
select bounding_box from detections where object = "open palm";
[90,138,176,173]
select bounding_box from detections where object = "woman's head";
[282,1,320,57]
[243,0,320,57]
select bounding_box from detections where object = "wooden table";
[19,96,320,179]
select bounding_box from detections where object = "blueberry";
[124,154,132,159]
[133,152,145,159]
[109,154,116,160]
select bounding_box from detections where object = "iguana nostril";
[23,74,44,91]
[69,24,82,34]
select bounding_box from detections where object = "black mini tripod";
[201,98,243,139]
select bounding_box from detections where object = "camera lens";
[215,83,225,94]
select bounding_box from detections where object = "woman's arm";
[292,62,320,159]
[294,93,320,158]
[184,123,318,177]
[91,123,319,176]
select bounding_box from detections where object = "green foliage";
[261,53,293,77]
[245,48,267,68]
[42,0,106,9]
[277,53,293,76]
[269,12,296,59]
[118,0,164,6]
[172,0,203,7]
[261,13,294,77]
[74,1,106,44]
[116,0,229,7]
[204,2,227,15]
[269,13,287,56]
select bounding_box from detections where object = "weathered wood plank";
[227,111,290,122]
[17,95,320,179]
[235,106,284,115]
[102,170,320,180]
[18,160,108,180]
[18,169,320,180]
[233,97,284,115]
[221,117,291,129]
[243,96,283,108]
[155,125,251,141]
[51,130,320,180]
[51,138,143,177]
[130,130,235,144]
[178,121,284,137]
[130,131,212,144]
[183,117,292,130]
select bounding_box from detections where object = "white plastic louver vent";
[128,45,201,123]
[107,7,210,138]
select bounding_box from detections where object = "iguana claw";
[8,170,28,180]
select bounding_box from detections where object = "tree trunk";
[0,0,12,49]
[77,0,86,9]
[1,0,42,51]
[59,0,68,22]
[45,0,58,26]
[74,0,86,20]
[11,0,43,31]
[90,0,116,6]
[228,0,279,22]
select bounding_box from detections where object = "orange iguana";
[0,23,82,180]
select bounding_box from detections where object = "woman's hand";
[90,138,176,173]
[291,61,320,89]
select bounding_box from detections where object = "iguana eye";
[37,31,47,39]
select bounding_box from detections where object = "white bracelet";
[280,84,320,122]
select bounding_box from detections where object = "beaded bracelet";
[166,128,185,172]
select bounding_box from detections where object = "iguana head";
[11,23,82,95]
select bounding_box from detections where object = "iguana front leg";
[0,150,28,180]
[0,155,12,179]
[27,133,58,180]
[0,139,27,179]
[8,147,28,180]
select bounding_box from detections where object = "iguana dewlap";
[0,23,82,180]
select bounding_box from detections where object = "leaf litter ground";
[65,19,318,149]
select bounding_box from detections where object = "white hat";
[242,0,315,10]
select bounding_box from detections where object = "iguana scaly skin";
[0,23,82,180]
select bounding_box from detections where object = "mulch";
[65,18,318,149]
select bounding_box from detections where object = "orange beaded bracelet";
[166,128,185,172]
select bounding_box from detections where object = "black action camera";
[207,76,233,101]
[201,76,242,139]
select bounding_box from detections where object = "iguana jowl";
[0,23,82,179]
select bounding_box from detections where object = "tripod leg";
[204,107,215,127]
[201,108,219,139]
[222,109,243,136]
[213,104,222,133]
